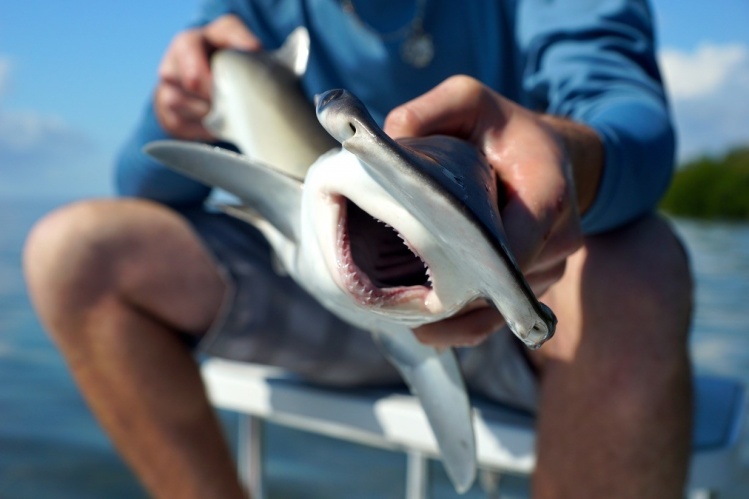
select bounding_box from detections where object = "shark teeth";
[335,197,431,306]
[396,232,427,265]
[337,218,384,304]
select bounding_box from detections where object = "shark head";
[310,89,556,347]
[301,147,442,322]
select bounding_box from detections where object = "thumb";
[203,14,263,51]
[383,75,487,140]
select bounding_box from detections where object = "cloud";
[0,57,10,95]
[658,43,749,162]
[660,43,748,100]
[0,55,92,163]
[0,55,108,198]
[0,109,93,164]
[0,108,101,197]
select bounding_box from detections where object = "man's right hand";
[154,14,262,141]
[384,76,591,348]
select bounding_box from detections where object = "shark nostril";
[348,123,356,134]
[316,89,344,112]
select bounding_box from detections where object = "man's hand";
[384,76,603,348]
[154,15,262,141]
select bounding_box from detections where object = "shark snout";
[315,89,345,112]
[315,89,379,146]
[520,303,557,349]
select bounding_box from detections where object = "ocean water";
[1,198,748,498]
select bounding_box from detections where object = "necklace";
[341,0,434,68]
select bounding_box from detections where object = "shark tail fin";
[373,330,477,493]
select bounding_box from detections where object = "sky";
[0,0,748,199]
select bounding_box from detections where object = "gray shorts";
[183,207,539,412]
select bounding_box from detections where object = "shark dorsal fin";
[271,26,310,77]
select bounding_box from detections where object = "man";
[24,1,692,497]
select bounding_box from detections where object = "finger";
[497,137,574,271]
[527,219,582,275]
[175,33,214,99]
[500,188,558,272]
[525,260,567,297]
[172,94,212,122]
[155,85,215,141]
[173,122,216,142]
[158,48,180,83]
[412,307,505,349]
[203,14,263,51]
[504,183,583,273]
[158,30,213,100]
[157,109,214,141]
[384,75,491,140]
[157,82,211,120]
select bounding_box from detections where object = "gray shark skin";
[315,89,556,347]
[145,27,555,493]
[204,27,338,180]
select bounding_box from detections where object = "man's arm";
[517,0,676,234]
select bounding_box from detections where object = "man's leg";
[24,199,247,499]
[530,215,693,498]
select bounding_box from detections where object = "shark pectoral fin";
[144,140,303,243]
[372,329,476,493]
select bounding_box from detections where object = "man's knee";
[583,215,693,352]
[25,198,226,338]
[587,216,692,402]
[25,200,123,302]
[26,199,194,313]
[535,215,692,394]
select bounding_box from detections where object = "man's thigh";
[530,213,692,367]
[25,198,227,336]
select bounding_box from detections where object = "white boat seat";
[202,358,746,498]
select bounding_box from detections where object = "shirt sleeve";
[192,0,238,27]
[115,101,212,207]
[516,0,676,234]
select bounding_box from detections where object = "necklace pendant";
[401,30,434,68]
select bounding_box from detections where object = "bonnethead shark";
[145,27,556,493]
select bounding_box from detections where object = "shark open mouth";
[336,196,432,305]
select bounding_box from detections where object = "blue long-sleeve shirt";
[116,0,675,234]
